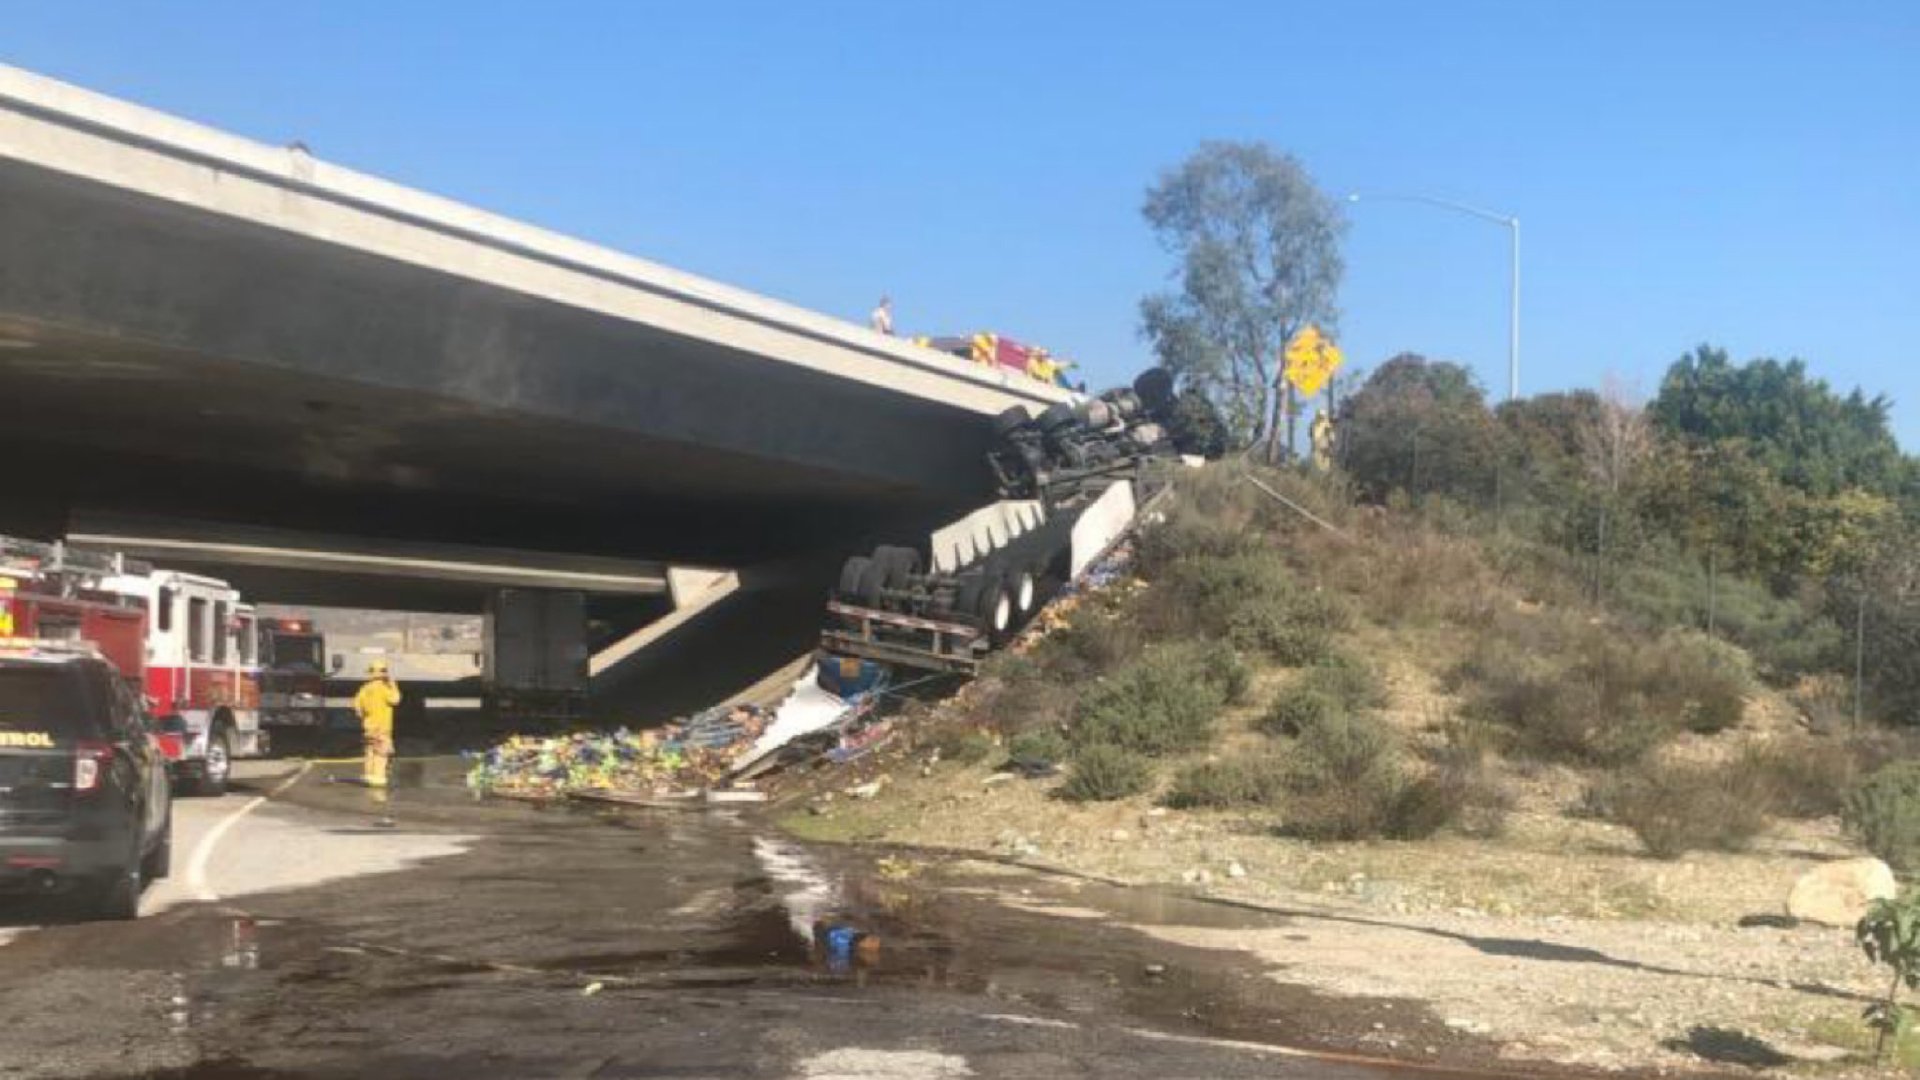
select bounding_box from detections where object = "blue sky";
[7,1,1916,441]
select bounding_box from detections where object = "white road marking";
[183,762,311,903]
[1118,1026,1488,1074]
[979,1014,1079,1030]
[794,1048,974,1079]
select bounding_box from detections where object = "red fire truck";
[1,536,264,796]
[0,539,147,680]
[99,566,264,795]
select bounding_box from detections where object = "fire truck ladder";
[0,535,153,595]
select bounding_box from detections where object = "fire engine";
[256,616,329,730]
[1,535,264,796]
[0,538,147,680]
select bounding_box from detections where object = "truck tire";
[962,570,1015,645]
[1134,367,1176,413]
[854,557,890,608]
[983,579,1016,647]
[838,555,872,599]
[1038,403,1077,432]
[873,545,921,588]
[993,406,1032,436]
[953,573,988,628]
[1011,565,1039,616]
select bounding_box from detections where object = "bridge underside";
[0,156,998,572]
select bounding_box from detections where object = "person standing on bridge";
[869,295,894,336]
[354,659,402,792]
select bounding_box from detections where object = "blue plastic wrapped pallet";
[817,655,888,699]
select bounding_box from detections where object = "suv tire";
[95,856,142,922]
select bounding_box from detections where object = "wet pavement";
[0,761,1571,1079]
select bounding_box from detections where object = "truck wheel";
[984,583,1016,647]
[837,556,872,599]
[1011,566,1039,615]
[854,557,890,608]
[953,573,988,628]
[196,729,232,798]
[1134,367,1176,413]
[992,406,1032,436]
[965,571,1014,645]
[1038,403,1077,432]
[873,545,921,588]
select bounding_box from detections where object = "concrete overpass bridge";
[0,64,1070,580]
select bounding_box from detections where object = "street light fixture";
[1347,192,1521,403]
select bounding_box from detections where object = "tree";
[1494,390,1605,512]
[1139,141,1346,461]
[1650,345,1904,499]
[1569,380,1656,587]
[1336,354,1499,503]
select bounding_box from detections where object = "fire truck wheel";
[837,556,872,599]
[873,545,920,588]
[196,728,233,797]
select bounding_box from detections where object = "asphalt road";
[0,761,1529,1080]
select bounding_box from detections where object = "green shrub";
[1200,642,1252,705]
[1280,709,1405,840]
[1060,744,1154,802]
[1300,650,1388,712]
[1147,551,1349,664]
[1646,630,1750,735]
[1164,756,1288,809]
[1403,741,1514,839]
[965,669,1077,737]
[1260,688,1339,737]
[1845,762,1920,873]
[1227,608,1335,666]
[1135,513,1261,577]
[1732,739,1857,819]
[1456,621,1743,766]
[931,728,996,765]
[1600,762,1774,859]
[1613,558,1844,684]
[1072,643,1243,757]
[1386,771,1475,841]
[1007,727,1069,766]
[1036,611,1147,681]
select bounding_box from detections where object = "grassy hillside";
[791,462,1920,914]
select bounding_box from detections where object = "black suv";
[0,646,172,920]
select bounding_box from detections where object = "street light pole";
[1347,192,1521,402]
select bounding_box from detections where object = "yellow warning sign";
[1283,325,1344,397]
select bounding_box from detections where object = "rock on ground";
[1787,857,1896,927]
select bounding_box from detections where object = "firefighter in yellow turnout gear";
[354,660,402,789]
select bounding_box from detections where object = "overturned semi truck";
[820,369,1224,674]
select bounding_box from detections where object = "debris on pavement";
[466,660,895,801]
[464,704,771,800]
